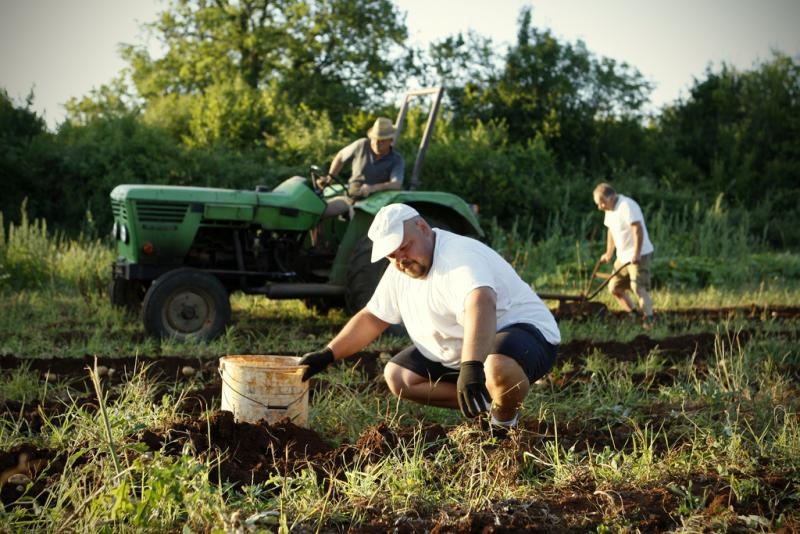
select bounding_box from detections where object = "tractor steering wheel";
[309,165,351,198]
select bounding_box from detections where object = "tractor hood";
[110,176,325,214]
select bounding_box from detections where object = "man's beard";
[398,259,428,279]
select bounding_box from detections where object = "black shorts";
[389,323,558,385]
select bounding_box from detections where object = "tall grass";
[0,202,113,293]
[490,194,799,291]
[647,193,752,258]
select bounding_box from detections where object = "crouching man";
[299,204,560,430]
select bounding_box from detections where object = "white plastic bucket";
[219,355,309,427]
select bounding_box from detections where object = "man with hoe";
[299,203,561,430]
[592,183,655,324]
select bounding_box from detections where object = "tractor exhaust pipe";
[249,283,346,299]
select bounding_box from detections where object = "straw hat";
[366,117,397,140]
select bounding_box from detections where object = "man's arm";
[631,221,644,263]
[327,150,346,179]
[461,287,497,363]
[600,230,616,263]
[319,140,358,188]
[456,286,496,417]
[328,308,391,359]
[299,308,389,381]
[361,179,402,195]
[315,150,346,189]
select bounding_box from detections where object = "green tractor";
[109,88,483,341]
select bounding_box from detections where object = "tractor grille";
[135,201,189,223]
[111,199,128,222]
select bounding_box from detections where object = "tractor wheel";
[345,236,388,315]
[344,236,407,337]
[142,268,231,341]
[110,278,146,313]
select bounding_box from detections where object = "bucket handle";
[218,368,309,411]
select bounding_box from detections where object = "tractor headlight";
[120,224,129,244]
[112,221,120,240]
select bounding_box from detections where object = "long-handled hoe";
[537,260,631,318]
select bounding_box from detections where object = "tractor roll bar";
[393,87,444,191]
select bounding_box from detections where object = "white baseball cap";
[368,204,420,262]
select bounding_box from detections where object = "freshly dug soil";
[134,412,449,489]
[0,444,67,509]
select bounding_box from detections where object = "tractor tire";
[142,268,231,342]
[345,236,389,315]
[110,278,146,314]
[344,236,407,337]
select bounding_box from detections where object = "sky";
[1,0,798,129]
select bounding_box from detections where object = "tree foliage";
[655,52,800,245]
[2,3,799,249]
[424,7,652,172]
[122,0,408,118]
[0,90,59,225]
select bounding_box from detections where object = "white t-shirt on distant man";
[366,228,561,369]
[603,195,654,264]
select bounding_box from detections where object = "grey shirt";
[339,138,404,189]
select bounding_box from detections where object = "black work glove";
[456,361,492,418]
[298,347,334,382]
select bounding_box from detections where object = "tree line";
[1,1,798,248]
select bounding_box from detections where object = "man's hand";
[456,361,492,418]
[632,252,641,264]
[599,252,613,264]
[315,174,333,189]
[298,347,334,381]
[358,183,373,197]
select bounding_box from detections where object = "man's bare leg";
[611,287,637,312]
[384,356,532,422]
[484,353,529,422]
[633,284,654,317]
[383,362,458,408]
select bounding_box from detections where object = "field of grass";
[1,210,799,532]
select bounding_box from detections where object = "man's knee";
[383,362,406,395]
[323,197,351,218]
[608,282,624,297]
[484,354,528,396]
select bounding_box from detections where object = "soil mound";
[137,410,332,486]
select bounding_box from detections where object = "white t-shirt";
[366,229,561,369]
[603,195,654,264]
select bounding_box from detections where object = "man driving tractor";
[317,117,405,218]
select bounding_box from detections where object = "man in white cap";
[318,117,405,217]
[299,203,561,430]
